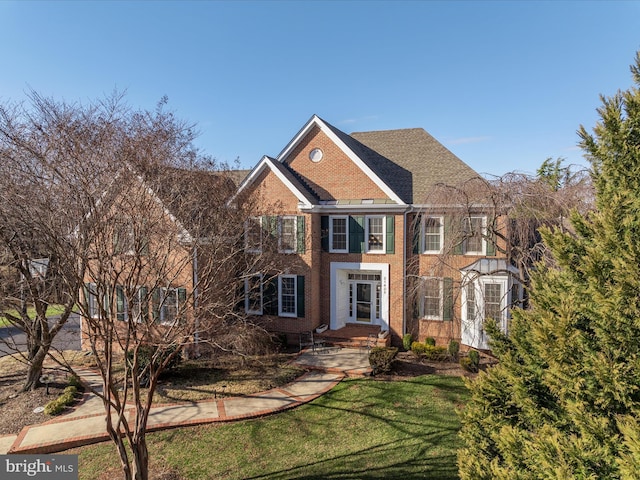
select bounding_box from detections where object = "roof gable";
[277,115,406,205]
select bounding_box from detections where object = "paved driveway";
[0,313,81,358]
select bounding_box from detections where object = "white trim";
[230,156,314,208]
[330,262,389,332]
[278,216,298,254]
[278,275,298,317]
[276,115,406,205]
[365,215,386,253]
[421,216,444,254]
[463,216,487,255]
[244,274,264,315]
[244,216,263,254]
[419,277,444,320]
[329,215,349,253]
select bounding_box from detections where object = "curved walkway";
[0,347,371,455]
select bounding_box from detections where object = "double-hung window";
[245,274,264,315]
[484,283,503,321]
[422,216,443,253]
[245,217,262,253]
[278,275,297,317]
[366,216,385,253]
[159,288,179,325]
[330,216,348,252]
[86,283,100,318]
[463,216,486,254]
[279,216,297,253]
[422,278,443,319]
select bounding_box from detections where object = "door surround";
[330,262,390,331]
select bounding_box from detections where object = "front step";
[316,324,391,349]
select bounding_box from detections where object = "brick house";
[233,115,522,350]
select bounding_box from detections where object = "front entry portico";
[330,262,390,332]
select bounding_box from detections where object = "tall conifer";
[458,51,640,479]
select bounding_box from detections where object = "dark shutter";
[296,275,305,318]
[152,288,160,323]
[263,276,278,316]
[486,224,496,256]
[349,216,364,253]
[412,214,422,254]
[446,216,463,255]
[443,277,454,321]
[139,286,149,321]
[116,285,126,321]
[385,216,395,254]
[178,288,187,306]
[321,216,329,252]
[296,216,306,254]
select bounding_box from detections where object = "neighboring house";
[233,115,522,349]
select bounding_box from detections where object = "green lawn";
[0,304,69,327]
[73,375,469,480]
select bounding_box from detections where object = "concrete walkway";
[0,347,371,454]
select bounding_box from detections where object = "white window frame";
[329,215,349,253]
[422,216,444,254]
[278,216,297,254]
[421,277,444,320]
[278,275,297,317]
[118,286,146,323]
[244,274,264,315]
[87,283,99,319]
[245,216,262,254]
[463,216,486,255]
[159,287,180,325]
[365,216,386,253]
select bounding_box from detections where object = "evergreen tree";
[458,51,640,479]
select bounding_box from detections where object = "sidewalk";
[0,347,370,455]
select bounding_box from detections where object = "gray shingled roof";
[349,128,480,204]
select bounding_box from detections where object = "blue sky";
[1,1,639,177]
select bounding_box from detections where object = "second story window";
[330,216,348,253]
[463,216,485,254]
[423,216,443,253]
[245,217,263,253]
[279,216,297,253]
[366,216,385,253]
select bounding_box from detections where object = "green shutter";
[413,215,422,254]
[264,277,278,316]
[443,277,454,321]
[349,216,364,253]
[296,275,305,318]
[446,216,463,255]
[116,285,126,321]
[486,225,496,256]
[296,216,306,254]
[385,216,395,254]
[321,216,329,251]
[178,288,187,305]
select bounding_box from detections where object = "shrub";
[460,350,481,373]
[448,340,460,359]
[68,375,82,389]
[44,385,79,416]
[44,398,66,415]
[411,341,427,355]
[402,334,413,351]
[469,350,480,369]
[127,345,183,386]
[425,337,436,347]
[369,347,398,375]
[423,345,448,361]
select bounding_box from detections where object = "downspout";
[402,206,414,341]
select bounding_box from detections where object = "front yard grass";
[72,375,469,480]
[0,304,69,327]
